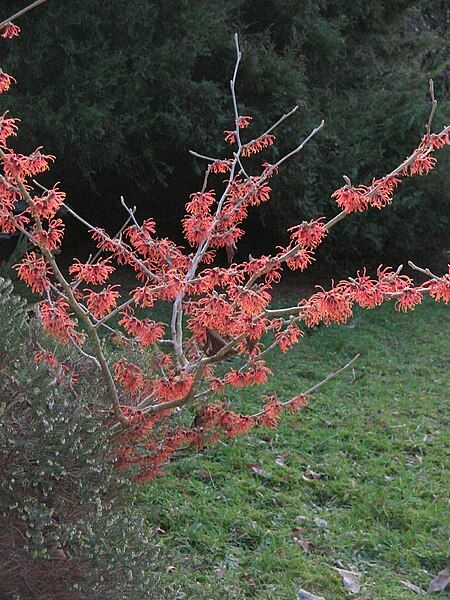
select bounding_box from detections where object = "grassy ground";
[141,300,449,599]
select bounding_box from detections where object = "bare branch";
[0,0,48,31]
[251,354,360,417]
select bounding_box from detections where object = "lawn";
[141,300,449,599]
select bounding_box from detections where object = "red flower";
[224,130,237,144]
[0,112,18,147]
[154,372,193,401]
[344,270,384,308]
[220,410,254,437]
[285,394,308,413]
[114,360,145,396]
[38,298,79,343]
[69,257,114,285]
[367,175,401,209]
[119,313,165,346]
[406,154,437,176]
[34,349,59,369]
[237,115,252,128]
[377,266,412,294]
[131,285,156,308]
[1,22,21,39]
[185,190,215,215]
[276,323,304,352]
[332,184,368,213]
[303,286,353,327]
[225,360,271,387]
[427,131,450,150]
[285,248,315,271]
[257,396,282,428]
[33,218,65,251]
[289,218,327,249]
[0,209,29,234]
[233,286,271,314]
[183,213,214,246]
[15,252,51,293]
[3,148,55,179]
[30,185,65,219]
[84,285,120,318]
[210,160,232,173]
[0,70,16,94]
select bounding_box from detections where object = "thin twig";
[0,0,48,30]
[251,354,360,417]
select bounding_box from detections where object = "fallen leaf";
[335,568,361,594]
[275,456,286,466]
[293,532,310,553]
[213,568,226,580]
[314,518,328,527]
[400,580,424,595]
[305,468,323,479]
[429,567,450,592]
[297,589,325,600]
[249,464,269,478]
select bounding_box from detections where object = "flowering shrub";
[0,278,164,599]
[1,5,449,482]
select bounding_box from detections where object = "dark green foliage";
[1,0,449,264]
[0,279,164,599]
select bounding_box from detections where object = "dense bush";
[0,278,163,599]
[2,0,448,264]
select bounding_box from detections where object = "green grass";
[149,301,449,598]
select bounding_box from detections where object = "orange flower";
[426,268,450,304]
[395,288,422,312]
[285,394,308,413]
[241,134,275,157]
[114,360,145,396]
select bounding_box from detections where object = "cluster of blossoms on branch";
[1,12,449,480]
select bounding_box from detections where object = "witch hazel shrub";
[1,7,449,481]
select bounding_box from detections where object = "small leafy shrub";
[0,278,163,599]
